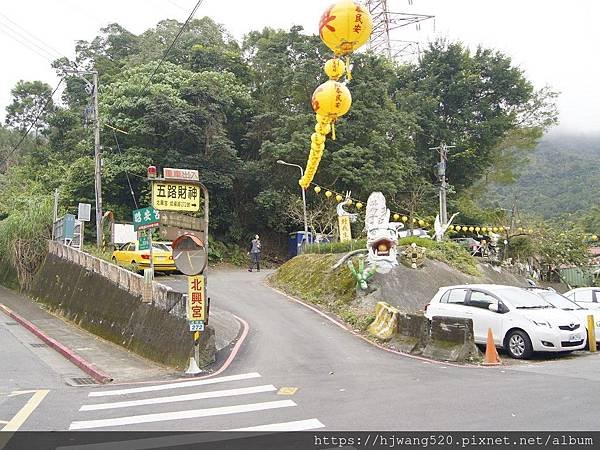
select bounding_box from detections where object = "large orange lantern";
[319,0,373,56]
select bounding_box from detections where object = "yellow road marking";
[277,387,299,396]
[1,390,49,432]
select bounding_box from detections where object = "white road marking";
[69,399,296,430]
[226,418,325,431]
[81,384,277,411]
[88,372,261,397]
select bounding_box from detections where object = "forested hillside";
[0,17,557,247]
[482,133,600,218]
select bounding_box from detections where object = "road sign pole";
[148,229,154,281]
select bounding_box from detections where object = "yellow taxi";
[112,241,176,273]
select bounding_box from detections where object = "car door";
[466,290,504,345]
[433,288,469,318]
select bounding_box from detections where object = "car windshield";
[495,287,555,309]
[534,291,583,310]
[151,243,170,251]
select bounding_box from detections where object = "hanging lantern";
[448,225,454,231]
[492,227,498,233]
[498,226,505,232]
[482,227,488,233]
[336,194,343,202]
[469,226,474,232]
[418,219,425,227]
[325,190,333,198]
[346,199,353,206]
[315,122,332,136]
[312,80,352,122]
[528,229,533,234]
[319,0,373,56]
[393,213,400,221]
[455,226,462,232]
[324,58,346,80]
[591,235,598,241]
[402,216,408,222]
[311,133,326,146]
[314,186,322,194]
[356,202,363,209]
[475,227,480,232]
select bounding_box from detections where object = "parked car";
[112,241,176,273]
[563,287,600,310]
[451,237,481,255]
[526,287,600,344]
[424,284,586,359]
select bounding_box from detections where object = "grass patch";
[269,253,374,331]
[303,239,367,254]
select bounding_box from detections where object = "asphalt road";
[2,269,600,433]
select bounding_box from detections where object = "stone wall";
[29,243,215,369]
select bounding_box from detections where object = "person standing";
[248,234,261,272]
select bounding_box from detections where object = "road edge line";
[267,284,491,370]
[0,303,113,383]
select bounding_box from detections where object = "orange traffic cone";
[483,328,501,366]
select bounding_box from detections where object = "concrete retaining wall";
[30,244,215,369]
[367,301,482,363]
[421,316,482,363]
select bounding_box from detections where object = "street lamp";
[277,160,309,250]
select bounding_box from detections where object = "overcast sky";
[1,0,598,133]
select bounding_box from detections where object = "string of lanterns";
[299,0,373,190]
[309,182,599,242]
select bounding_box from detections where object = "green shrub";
[0,195,53,290]
[304,239,367,254]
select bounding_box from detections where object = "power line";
[0,23,55,63]
[0,12,64,60]
[138,0,205,98]
[0,79,63,168]
[112,130,139,209]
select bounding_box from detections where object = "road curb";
[0,302,113,384]
[267,284,495,370]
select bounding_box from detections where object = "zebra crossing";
[69,372,325,431]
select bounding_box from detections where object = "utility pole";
[429,141,456,227]
[63,69,103,248]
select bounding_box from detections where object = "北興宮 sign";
[133,206,160,231]
[188,275,206,325]
[152,181,200,212]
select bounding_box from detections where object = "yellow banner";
[152,181,200,212]
[338,215,352,242]
[187,275,205,321]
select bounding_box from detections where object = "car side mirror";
[488,302,500,313]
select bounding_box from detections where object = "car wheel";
[505,330,533,359]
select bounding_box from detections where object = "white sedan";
[564,288,600,310]
[424,284,586,359]
[526,287,600,344]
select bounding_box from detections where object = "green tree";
[5,80,55,135]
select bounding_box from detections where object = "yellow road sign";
[152,181,201,212]
[188,275,206,321]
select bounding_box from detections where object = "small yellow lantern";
[498,226,505,232]
[336,194,343,202]
[325,190,333,198]
[418,219,425,226]
[346,199,353,206]
[469,226,474,232]
[482,227,487,233]
[356,202,363,209]
[455,226,462,232]
[393,213,400,221]
[324,58,346,80]
[475,227,480,232]
[492,227,498,233]
[591,234,598,241]
[528,229,533,234]
[448,225,454,231]
[314,186,322,194]
[402,216,408,222]
[319,0,373,56]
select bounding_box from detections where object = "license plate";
[189,320,204,331]
[569,334,580,342]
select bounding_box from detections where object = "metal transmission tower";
[365,0,434,61]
